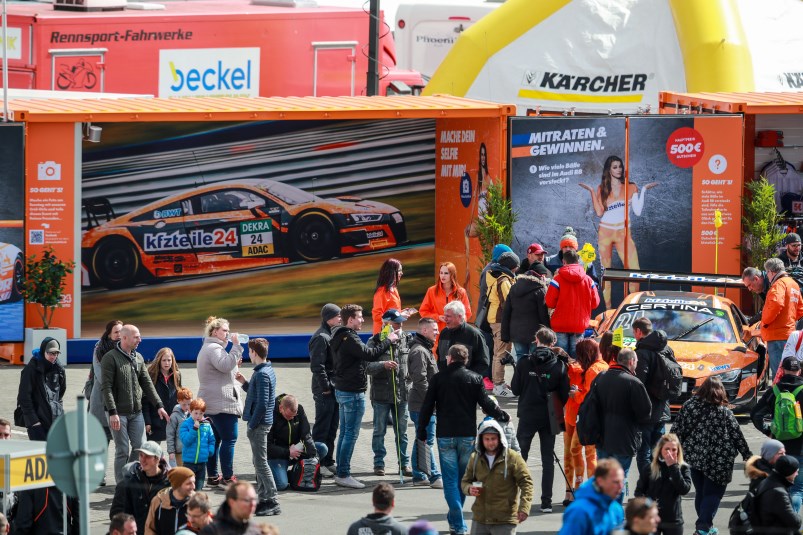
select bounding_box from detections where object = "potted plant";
[22,247,75,365]
[474,180,517,266]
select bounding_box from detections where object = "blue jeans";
[791,454,803,513]
[410,410,441,483]
[768,340,786,378]
[438,436,475,534]
[372,401,410,469]
[637,423,665,478]
[207,412,239,479]
[269,442,328,490]
[335,390,366,478]
[184,462,206,491]
[110,412,146,484]
[555,332,581,358]
[513,342,534,363]
[596,447,633,503]
[312,392,339,467]
[690,467,727,531]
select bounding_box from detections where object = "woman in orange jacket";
[371,258,417,334]
[419,262,472,333]
[563,338,609,506]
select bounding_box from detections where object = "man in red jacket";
[545,250,600,358]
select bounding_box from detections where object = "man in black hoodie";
[510,327,569,513]
[751,356,803,512]
[417,344,509,535]
[501,269,550,361]
[16,337,66,441]
[308,303,341,476]
[633,318,673,478]
[331,304,397,490]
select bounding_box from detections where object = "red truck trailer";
[1,0,423,97]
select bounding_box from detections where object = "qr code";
[29,230,44,245]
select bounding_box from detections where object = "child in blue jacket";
[180,397,216,491]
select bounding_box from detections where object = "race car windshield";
[261,182,316,205]
[610,307,737,344]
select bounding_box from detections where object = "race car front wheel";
[290,212,337,262]
[10,254,23,302]
[92,238,141,289]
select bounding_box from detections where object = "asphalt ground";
[1,360,775,534]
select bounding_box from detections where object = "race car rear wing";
[602,268,746,290]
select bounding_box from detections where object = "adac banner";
[510,114,742,309]
[80,119,436,333]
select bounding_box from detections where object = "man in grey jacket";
[407,317,443,488]
[367,309,413,478]
[309,303,341,477]
[102,324,168,483]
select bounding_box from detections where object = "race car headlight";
[716,369,741,383]
[391,212,404,224]
[347,213,383,224]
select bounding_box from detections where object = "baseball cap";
[135,441,163,459]
[527,243,547,255]
[782,357,801,373]
[787,233,802,245]
[381,309,406,323]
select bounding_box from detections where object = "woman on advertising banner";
[579,155,658,307]
[464,142,491,286]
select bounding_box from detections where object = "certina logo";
[521,70,651,93]
[159,48,260,98]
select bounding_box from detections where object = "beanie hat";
[774,455,800,478]
[498,251,520,271]
[491,244,513,262]
[559,227,579,250]
[409,520,438,535]
[761,439,785,463]
[321,303,341,322]
[168,466,195,489]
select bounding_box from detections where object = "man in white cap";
[110,440,170,535]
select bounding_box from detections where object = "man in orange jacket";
[759,258,803,377]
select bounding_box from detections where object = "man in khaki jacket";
[461,419,533,534]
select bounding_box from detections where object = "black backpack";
[647,350,683,401]
[728,487,757,534]
[576,374,604,446]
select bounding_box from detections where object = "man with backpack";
[750,356,803,513]
[633,317,680,478]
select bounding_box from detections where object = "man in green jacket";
[461,419,533,534]
[101,324,168,484]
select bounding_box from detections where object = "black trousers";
[518,425,556,506]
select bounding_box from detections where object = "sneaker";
[206,475,222,487]
[373,466,385,476]
[707,529,719,535]
[255,500,281,517]
[320,464,336,478]
[221,475,238,487]
[430,478,444,489]
[482,377,494,391]
[493,384,515,397]
[413,479,430,486]
[402,466,413,477]
[540,503,553,513]
[335,475,366,489]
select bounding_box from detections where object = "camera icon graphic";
[38,161,61,181]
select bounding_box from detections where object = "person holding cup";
[197,316,244,488]
[461,419,533,534]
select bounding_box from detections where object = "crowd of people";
[8,232,803,534]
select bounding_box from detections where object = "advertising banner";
[510,115,743,309]
[434,117,505,307]
[0,124,26,342]
[80,119,436,334]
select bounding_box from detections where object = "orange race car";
[81,179,407,289]
[593,270,768,413]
